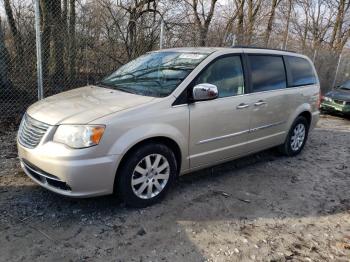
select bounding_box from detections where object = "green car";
[321,80,350,115]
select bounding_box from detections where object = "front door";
[189,55,252,168]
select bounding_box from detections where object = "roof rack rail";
[231,45,296,53]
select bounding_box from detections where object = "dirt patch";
[317,113,350,132]
[0,114,349,261]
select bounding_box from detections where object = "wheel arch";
[298,111,312,127]
[280,109,311,156]
[113,136,183,192]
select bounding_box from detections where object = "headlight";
[323,96,332,102]
[53,125,105,148]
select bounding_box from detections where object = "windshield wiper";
[97,83,135,94]
[133,66,193,78]
[109,65,193,79]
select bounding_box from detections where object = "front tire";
[279,116,309,156]
[117,143,177,207]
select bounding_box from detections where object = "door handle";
[236,103,249,109]
[254,100,267,106]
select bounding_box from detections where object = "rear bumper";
[18,140,121,198]
[310,111,320,130]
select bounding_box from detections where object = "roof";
[231,45,296,53]
[153,47,223,54]
[154,46,298,56]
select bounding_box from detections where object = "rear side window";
[248,55,287,92]
[285,56,317,86]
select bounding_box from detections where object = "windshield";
[100,51,209,97]
[339,80,350,90]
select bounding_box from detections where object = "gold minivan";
[18,47,320,207]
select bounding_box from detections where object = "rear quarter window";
[285,56,317,87]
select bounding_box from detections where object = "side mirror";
[192,83,218,101]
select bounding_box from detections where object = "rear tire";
[279,116,309,156]
[117,143,177,208]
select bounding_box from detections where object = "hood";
[325,89,350,102]
[27,85,156,125]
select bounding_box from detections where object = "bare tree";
[235,0,245,45]
[293,0,311,52]
[62,0,68,69]
[247,0,263,45]
[309,0,334,50]
[68,0,76,82]
[38,0,67,91]
[264,0,282,47]
[3,0,24,70]
[329,0,350,52]
[117,0,161,58]
[0,15,12,90]
[186,0,219,46]
[281,0,294,49]
[40,0,52,82]
[1,0,350,110]
[51,0,65,89]
[220,0,242,46]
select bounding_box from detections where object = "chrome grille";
[18,114,50,149]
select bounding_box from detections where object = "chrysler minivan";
[18,47,320,207]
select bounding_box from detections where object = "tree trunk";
[127,9,137,59]
[3,0,24,72]
[263,0,280,47]
[119,0,160,58]
[282,0,293,49]
[191,0,217,46]
[40,0,51,84]
[301,9,309,53]
[68,0,76,84]
[0,16,12,91]
[247,0,254,45]
[246,0,262,45]
[199,27,208,46]
[330,0,349,53]
[236,0,245,45]
[51,0,65,91]
[62,0,68,74]
[62,0,68,31]
[330,0,345,50]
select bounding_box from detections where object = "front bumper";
[321,101,350,114]
[18,139,121,198]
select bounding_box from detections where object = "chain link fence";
[0,1,349,125]
[0,0,167,125]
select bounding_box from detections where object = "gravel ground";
[0,114,349,262]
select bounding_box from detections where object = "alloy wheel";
[290,123,306,151]
[131,154,170,199]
